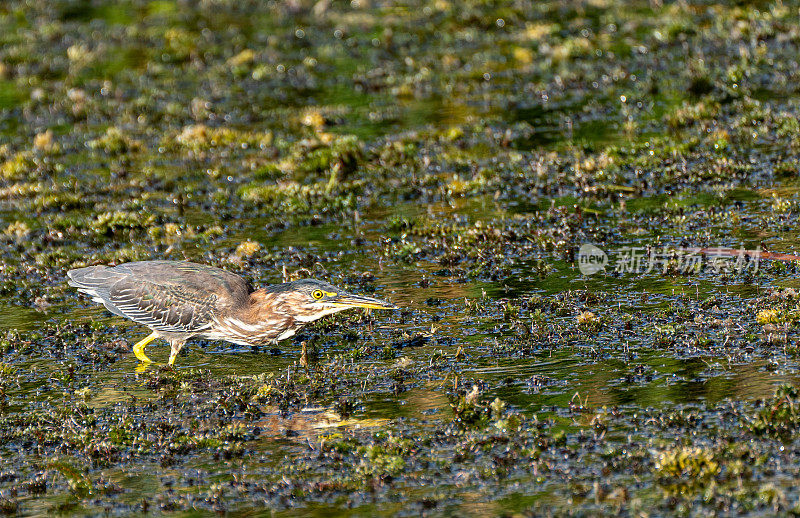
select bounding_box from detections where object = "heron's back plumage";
[67,261,252,335]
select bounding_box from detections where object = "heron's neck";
[238,289,287,324]
[211,289,296,343]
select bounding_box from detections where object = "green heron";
[67,260,397,366]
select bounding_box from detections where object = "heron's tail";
[67,266,127,317]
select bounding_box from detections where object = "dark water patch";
[57,1,134,24]
[0,304,46,331]
[0,81,23,110]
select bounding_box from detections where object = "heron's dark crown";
[262,279,340,296]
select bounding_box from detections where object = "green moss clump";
[163,27,197,62]
[34,248,78,268]
[87,127,140,155]
[174,124,273,152]
[91,211,156,235]
[666,101,720,129]
[654,445,719,479]
[576,310,601,331]
[0,152,34,181]
[748,384,800,440]
[776,116,800,140]
[378,140,418,167]
[253,163,283,181]
[653,444,721,495]
[107,425,136,446]
[49,461,93,497]
[31,192,83,212]
[358,446,406,478]
[4,220,30,239]
[756,309,783,325]
[287,135,363,181]
[237,181,356,214]
[0,363,15,386]
[451,393,514,430]
[319,433,360,454]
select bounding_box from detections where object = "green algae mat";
[5,0,800,515]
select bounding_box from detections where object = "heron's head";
[267,279,397,322]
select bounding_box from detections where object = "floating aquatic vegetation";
[4,0,800,514]
[748,384,800,440]
[87,127,141,155]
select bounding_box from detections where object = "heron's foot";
[132,332,157,364]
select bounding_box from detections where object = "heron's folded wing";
[106,280,217,333]
[68,265,219,333]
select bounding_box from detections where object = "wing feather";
[67,261,251,334]
[105,281,216,333]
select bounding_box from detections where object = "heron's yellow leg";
[132,333,157,363]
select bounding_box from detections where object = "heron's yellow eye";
[312,289,324,300]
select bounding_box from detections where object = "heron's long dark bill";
[329,294,398,310]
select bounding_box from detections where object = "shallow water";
[5,0,800,515]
